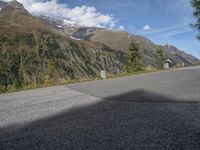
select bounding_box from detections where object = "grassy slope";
[0,4,125,92]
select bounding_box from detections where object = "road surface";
[1,66,200,149]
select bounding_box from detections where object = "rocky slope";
[44,20,200,67]
[71,27,200,66]
[0,1,124,91]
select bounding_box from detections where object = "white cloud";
[118,26,124,30]
[152,27,193,39]
[143,24,188,35]
[137,24,192,37]
[0,0,13,1]
[139,24,193,39]
[3,0,116,28]
[143,24,151,31]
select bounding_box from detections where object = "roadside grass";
[0,68,164,94]
[0,78,100,94]
[107,68,159,79]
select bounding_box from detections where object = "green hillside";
[0,1,125,92]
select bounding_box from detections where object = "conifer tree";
[156,47,164,69]
[191,0,200,40]
[125,43,142,72]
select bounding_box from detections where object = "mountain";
[0,1,124,91]
[70,27,200,66]
[162,44,200,66]
[0,1,199,92]
[43,20,200,67]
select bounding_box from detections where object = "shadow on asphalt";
[106,89,198,103]
[106,89,175,102]
[1,89,200,149]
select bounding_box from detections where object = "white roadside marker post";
[100,70,106,80]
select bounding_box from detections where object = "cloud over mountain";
[2,0,116,28]
[143,24,151,31]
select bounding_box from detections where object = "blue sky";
[13,0,199,58]
[59,0,200,58]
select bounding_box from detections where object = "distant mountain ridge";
[39,15,200,66]
[63,26,200,66]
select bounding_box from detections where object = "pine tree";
[125,43,142,72]
[156,47,164,69]
[191,0,200,40]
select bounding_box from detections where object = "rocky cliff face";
[162,44,200,66]
[74,27,200,66]
[0,1,124,91]
[52,25,200,67]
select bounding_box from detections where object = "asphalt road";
[1,66,200,149]
[68,66,200,102]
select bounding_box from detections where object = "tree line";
[125,42,164,73]
[125,0,200,73]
